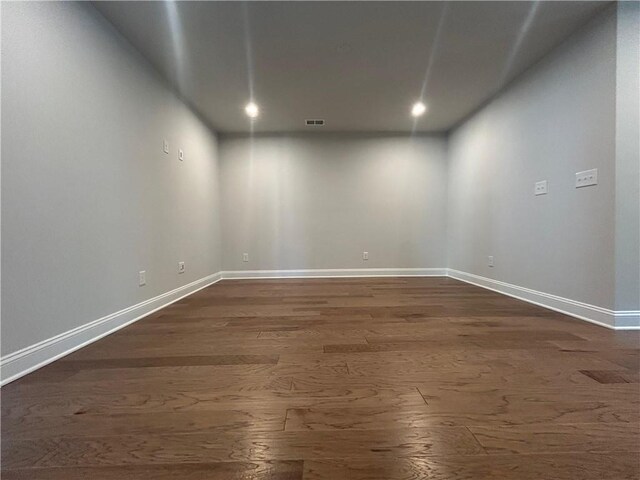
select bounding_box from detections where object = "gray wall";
[1,2,222,355]
[219,135,448,271]
[614,1,640,312]
[1,1,635,364]
[447,8,618,309]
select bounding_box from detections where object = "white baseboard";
[447,269,640,330]
[220,268,447,279]
[0,272,222,386]
[2,266,637,386]
[614,311,640,329]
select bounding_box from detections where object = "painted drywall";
[614,1,640,312]
[447,7,618,309]
[219,135,447,271]
[1,2,222,356]
[1,0,636,382]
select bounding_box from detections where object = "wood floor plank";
[1,427,484,469]
[364,330,587,344]
[323,341,559,353]
[2,460,304,480]
[303,453,640,480]
[288,369,597,391]
[2,387,426,418]
[63,340,328,360]
[579,369,640,384]
[2,408,286,440]
[469,423,640,454]
[285,400,639,430]
[416,382,640,407]
[57,354,280,369]
[2,373,292,401]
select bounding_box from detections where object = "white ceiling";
[94,1,610,133]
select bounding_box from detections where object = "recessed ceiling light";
[411,101,427,117]
[245,102,259,118]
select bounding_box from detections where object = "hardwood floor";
[2,277,639,479]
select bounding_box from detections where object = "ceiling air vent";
[305,119,325,126]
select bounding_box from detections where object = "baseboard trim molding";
[3,267,637,385]
[614,310,640,329]
[0,272,223,386]
[220,268,448,279]
[447,269,640,330]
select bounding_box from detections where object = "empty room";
[1,0,639,478]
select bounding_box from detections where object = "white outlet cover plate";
[534,180,548,196]
[179,149,184,161]
[575,168,597,188]
[139,270,146,286]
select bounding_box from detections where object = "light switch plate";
[243,253,249,262]
[363,251,369,260]
[139,270,146,286]
[163,139,169,154]
[488,256,494,267]
[178,262,185,274]
[178,149,184,161]
[576,168,597,188]
[534,180,548,196]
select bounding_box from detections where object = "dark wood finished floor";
[2,277,639,479]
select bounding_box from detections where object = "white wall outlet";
[178,149,184,161]
[138,270,146,286]
[363,251,369,260]
[243,253,249,262]
[575,168,598,188]
[163,139,169,154]
[534,180,548,196]
[178,261,185,274]
[488,256,494,267]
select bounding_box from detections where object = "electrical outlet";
[534,180,548,196]
[363,251,369,260]
[488,256,494,267]
[138,270,146,286]
[178,261,185,274]
[178,149,184,161]
[575,168,598,188]
[163,139,169,154]
[243,253,249,262]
